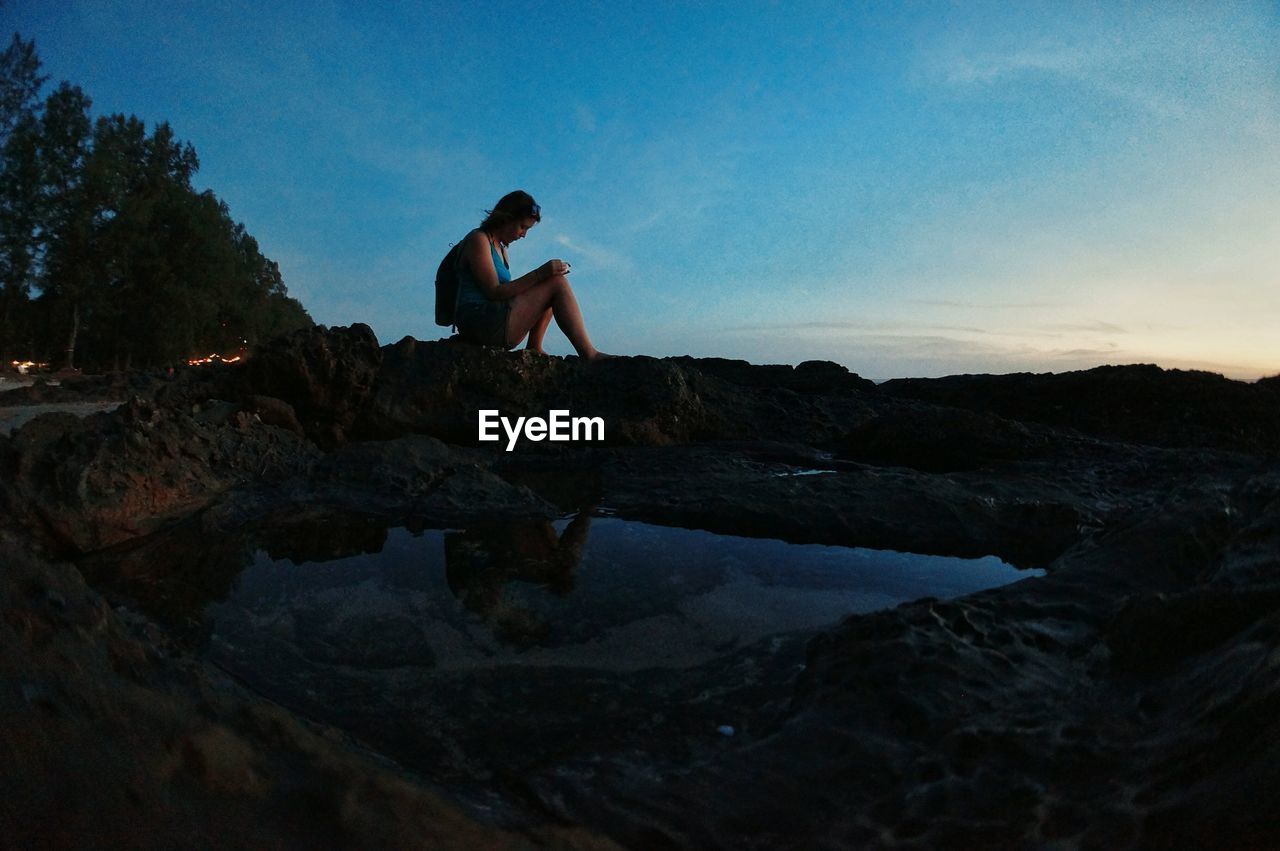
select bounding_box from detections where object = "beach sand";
[0,399,124,436]
[1,375,128,435]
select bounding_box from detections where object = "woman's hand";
[539,259,571,281]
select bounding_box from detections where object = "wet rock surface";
[2,324,1278,847]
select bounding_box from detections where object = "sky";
[6,0,1279,379]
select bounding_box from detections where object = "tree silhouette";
[0,33,47,359]
[0,33,312,371]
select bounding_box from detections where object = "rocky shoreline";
[3,325,1278,847]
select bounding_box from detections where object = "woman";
[453,190,607,361]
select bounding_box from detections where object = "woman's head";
[481,190,541,244]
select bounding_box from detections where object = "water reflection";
[445,514,590,646]
[80,510,1045,671]
[77,512,399,643]
[179,514,1037,673]
[78,511,1044,803]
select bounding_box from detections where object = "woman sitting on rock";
[453,190,608,361]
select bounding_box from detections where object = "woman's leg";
[525,307,553,353]
[506,275,601,360]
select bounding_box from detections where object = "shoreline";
[0,401,125,436]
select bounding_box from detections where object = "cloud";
[1052,345,1122,358]
[945,46,1088,87]
[909,299,1063,310]
[716,320,886,333]
[713,318,1063,341]
[1039,321,1128,335]
[554,233,634,274]
[931,19,1208,119]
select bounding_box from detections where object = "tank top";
[456,231,511,306]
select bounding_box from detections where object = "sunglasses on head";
[528,202,541,217]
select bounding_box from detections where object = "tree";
[0,32,45,150]
[80,114,201,368]
[33,83,93,369]
[0,35,312,371]
[69,117,310,369]
[0,33,47,358]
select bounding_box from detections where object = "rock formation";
[2,324,1278,847]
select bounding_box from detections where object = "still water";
[84,513,1041,804]
[204,515,1038,673]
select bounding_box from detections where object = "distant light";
[187,354,243,367]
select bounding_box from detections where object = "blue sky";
[7,0,1279,378]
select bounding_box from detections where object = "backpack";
[434,239,465,326]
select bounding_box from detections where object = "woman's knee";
[546,274,576,298]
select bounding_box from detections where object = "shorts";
[454,300,512,348]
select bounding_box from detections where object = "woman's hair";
[480,190,541,232]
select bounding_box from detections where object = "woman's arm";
[462,230,561,302]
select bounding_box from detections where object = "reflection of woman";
[444,513,592,646]
[454,190,609,360]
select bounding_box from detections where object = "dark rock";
[241,323,382,448]
[838,398,1055,471]
[358,336,728,446]
[0,534,600,849]
[882,364,1280,455]
[594,442,1088,567]
[3,324,1279,847]
[1106,587,1280,673]
[243,394,305,436]
[0,396,318,556]
[354,336,885,450]
[311,433,558,521]
[669,355,877,395]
